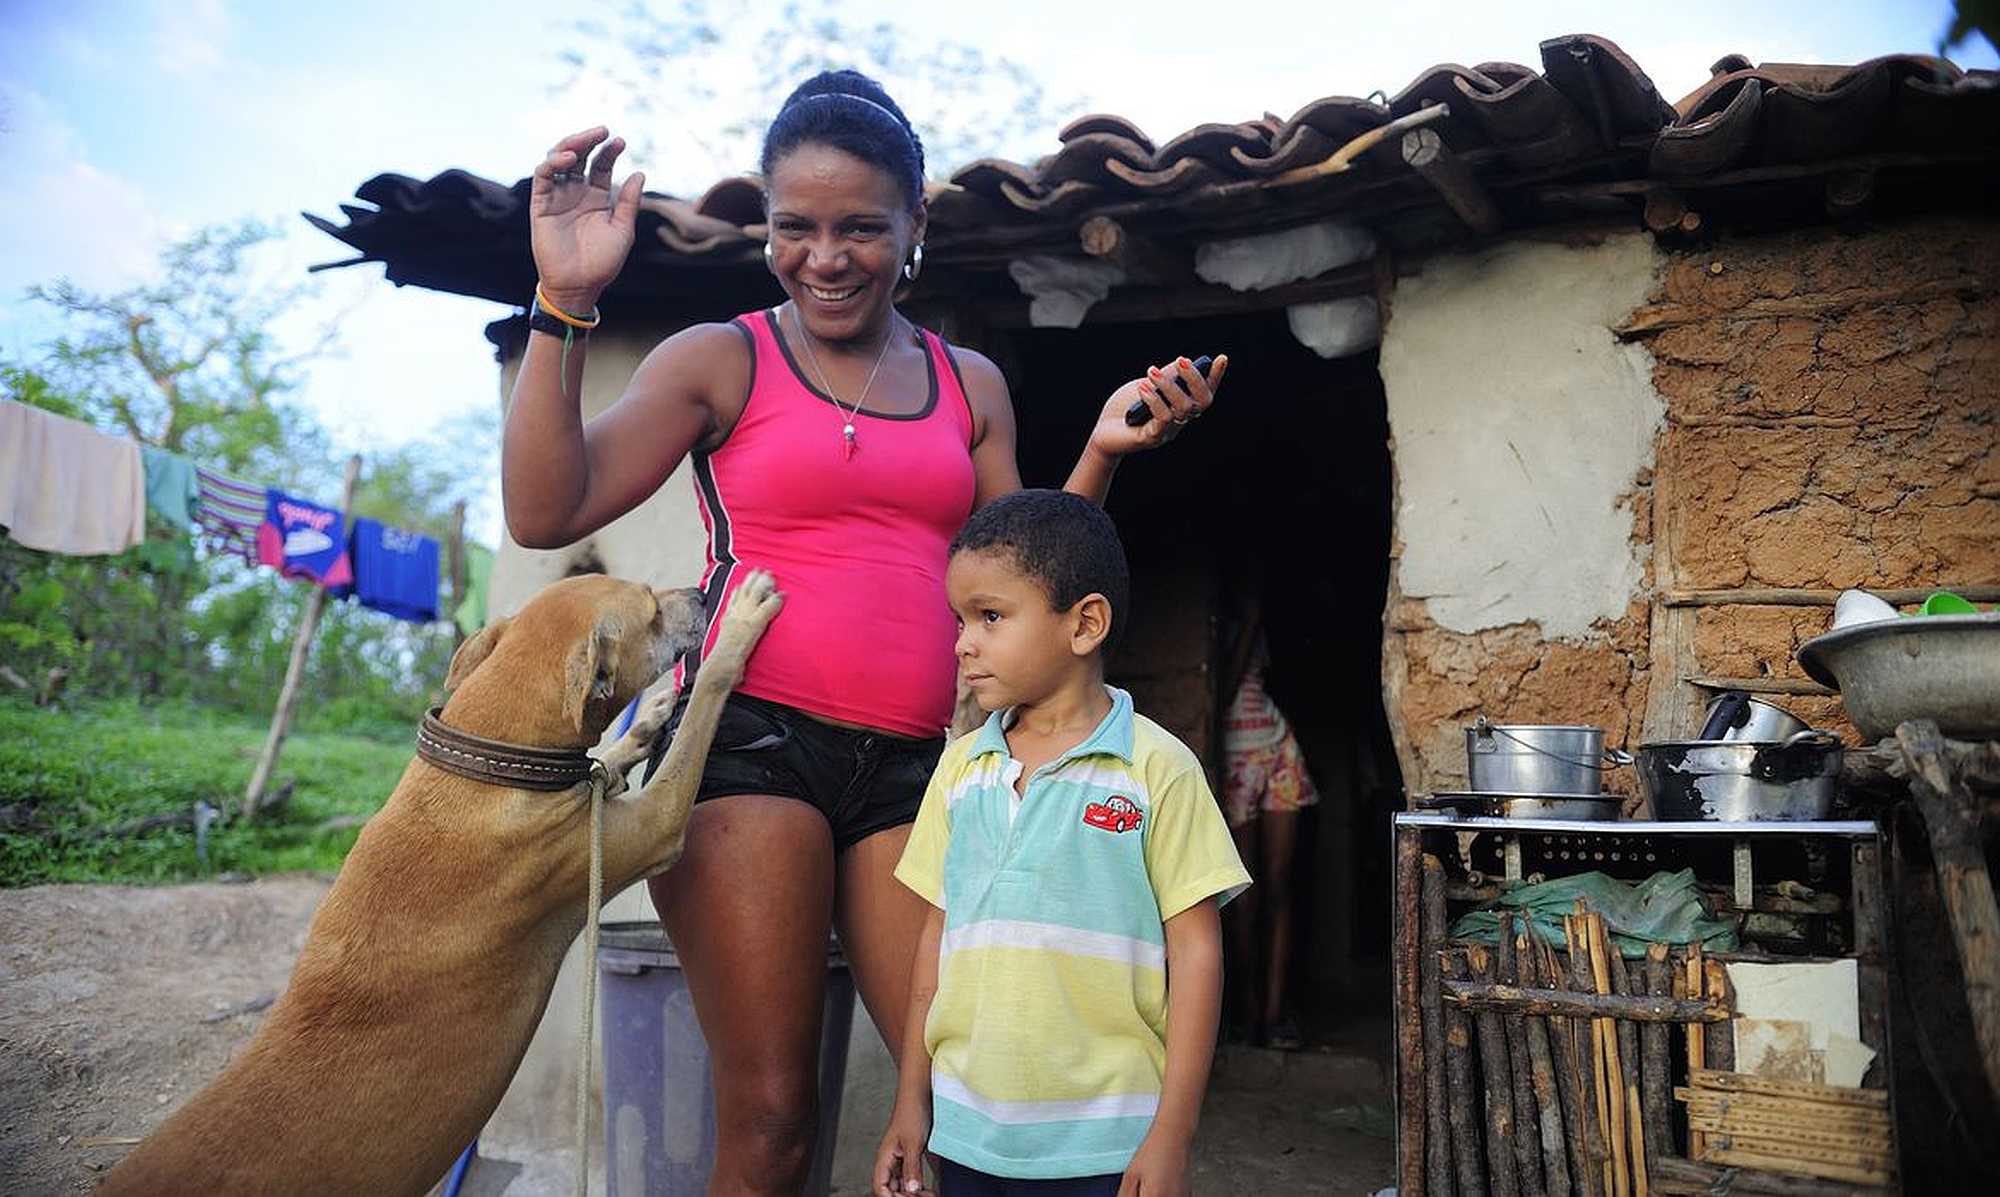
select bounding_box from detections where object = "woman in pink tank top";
[503,70,1224,1194]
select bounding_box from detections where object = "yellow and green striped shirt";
[895,687,1250,1178]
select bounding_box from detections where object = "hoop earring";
[903,243,924,283]
[763,240,776,274]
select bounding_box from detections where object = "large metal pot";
[1634,731,1843,821]
[1466,720,1631,795]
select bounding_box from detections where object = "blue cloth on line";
[339,517,441,622]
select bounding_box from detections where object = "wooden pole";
[242,453,361,819]
[1498,916,1548,1197]
[1421,856,1458,1197]
[1468,943,1523,1197]
[1395,828,1428,1197]
[1896,719,2000,1105]
[1609,952,1648,1197]
[1440,983,1731,1023]
[1402,126,1503,235]
[1519,931,1573,1197]
[1686,945,1707,1160]
[1543,939,1603,1197]
[1442,947,1491,1197]
[1641,945,1673,1163]
[447,499,467,634]
[1585,911,1630,1197]
[1569,914,1616,1197]
[1701,959,1735,1073]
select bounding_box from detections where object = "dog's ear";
[562,622,620,734]
[443,616,511,694]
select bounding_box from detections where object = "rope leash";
[574,762,608,1197]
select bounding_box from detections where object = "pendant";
[842,423,857,461]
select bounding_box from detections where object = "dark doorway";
[999,308,1403,1032]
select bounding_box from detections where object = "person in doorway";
[875,490,1250,1196]
[1219,601,1319,1051]
[505,71,1226,1195]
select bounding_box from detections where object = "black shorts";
[642,690,944,852]
[936,1159,1122,1195]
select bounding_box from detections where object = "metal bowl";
[1797,611,2000,741]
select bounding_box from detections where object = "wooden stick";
[1396,827,1427,1197]
[1498,917,1549,1197]
[1469,943,1523,1197]
[1641,945,1673,1166]
[1686,944,1706,1160]
[1520,931,1572,1197]
[1420,857,1457,1197]
[1684,1070,1889,1108]
[1663,584,2000,608]
[1585,911,1631,1197]
[1895,719,2000,1105]
[1609,952,1648,1197]
[1701,958,1735,1073]
[1442,947,1490,1197]
[1651,1153,1891,1195]
[1441,982,1731,1023]
[1536,944,1600,1197]
[1572,911,1616,1197]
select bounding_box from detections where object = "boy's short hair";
[950,489,1130,652]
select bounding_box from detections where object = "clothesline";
[2,397,490,633]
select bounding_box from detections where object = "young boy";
[874,490,1251,1197]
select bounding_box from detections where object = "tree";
[3,224,494,727]
[556,0,1085,194]
[27,221,332,485]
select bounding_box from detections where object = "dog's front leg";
[600,571,783,886]
[595,680,679,799]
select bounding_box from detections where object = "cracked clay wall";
[1380,214,2000,798]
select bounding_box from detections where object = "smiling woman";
[499,66,1227,1196]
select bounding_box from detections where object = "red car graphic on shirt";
[1082,795,1143,833]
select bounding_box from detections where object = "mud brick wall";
[1385,214,2000,796]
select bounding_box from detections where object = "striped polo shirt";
[895,687,1251,1178]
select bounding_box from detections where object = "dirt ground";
[0,878,1394,1195]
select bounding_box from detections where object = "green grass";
[0,696,413,886]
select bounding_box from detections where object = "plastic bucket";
[597,920,855,1196]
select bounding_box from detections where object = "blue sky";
[2,0,1990,541]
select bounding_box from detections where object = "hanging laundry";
[194,466,268,566]
[454,543,493,636]
[140,445,200,531]
[0,398,147,556]
[256,489,353,588]
[338,517,440,622]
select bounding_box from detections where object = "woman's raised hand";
[530,127,645,313]
[1088,354,1229,459]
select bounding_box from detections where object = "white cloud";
[0,86,165,323]
[151,0,231,77]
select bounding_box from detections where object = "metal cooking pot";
[1420,791,1624,822]
[1697,691,1812,743]
[1466,719,1633,795]
[1634,731,1843,821]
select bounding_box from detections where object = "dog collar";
[415,707,596,791]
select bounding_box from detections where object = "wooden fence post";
[241,453,361,819]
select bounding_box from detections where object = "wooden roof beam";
[1400,127,1502,236]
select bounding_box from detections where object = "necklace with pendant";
[793,307,897,461]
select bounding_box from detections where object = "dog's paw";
[628,683,679,740]
[719,570,785,639]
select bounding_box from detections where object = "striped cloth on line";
[194,466,268,565]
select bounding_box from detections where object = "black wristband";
[527,304,576,339]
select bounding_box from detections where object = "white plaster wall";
[489,329,710,618]
[1379,235,1664,640]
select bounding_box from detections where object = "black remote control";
[1123,355,1216,426]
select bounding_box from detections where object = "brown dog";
[98,569,783,1195]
